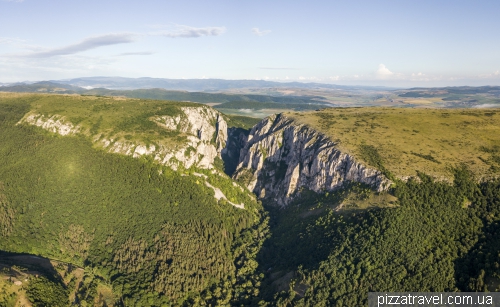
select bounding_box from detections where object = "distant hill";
[3,79,500,112]
[0,82,332,112]
[395,86,500,108]
[52,76,395,92]
[0,81,82,93]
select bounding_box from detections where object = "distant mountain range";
[0,81,333,111]
[1,78,499,110]
[2,77,395,92]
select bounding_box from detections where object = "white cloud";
[14,33,136,58]
[157,25,226,38]
[252,28,271,36]
[376,64,394,78]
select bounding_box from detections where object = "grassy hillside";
[288,107,500,180]
[0,93,269,306]
[8,92,198,147]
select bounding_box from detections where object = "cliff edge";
[234,113,391,206]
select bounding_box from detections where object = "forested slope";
[262,169,500,306]
[0,94,269,306]
[223,108,500,306]
[247,108,500,306]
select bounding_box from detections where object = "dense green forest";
[256,169,500,306]
[0,95,269,306]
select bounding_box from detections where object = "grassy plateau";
[288,107,500,180]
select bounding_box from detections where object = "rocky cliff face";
[20,107,391,205]
[234,113,391,206]
[20,113,82,136]
[18,106,228,170]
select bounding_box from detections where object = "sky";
[1,0,500,87]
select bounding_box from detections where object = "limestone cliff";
[234,113,391,206]
[20,113,82,136]
[18,106,227,170]
[19,108,391,206]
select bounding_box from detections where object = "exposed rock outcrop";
[19,113,81,136]
[150,106,227,153]
[234,113,392,206]
[19,108,392,207]
[18,106,228,170]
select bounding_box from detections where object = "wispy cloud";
[3,24,225,59]
[259,67,299,70]
[252,28,271,36]
[156,25,226,38]
[16,33,136,58]
[117,51,154,56]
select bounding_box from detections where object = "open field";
[288,107,500,180]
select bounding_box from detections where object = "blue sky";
[1,0,500,87]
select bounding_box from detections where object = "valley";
[0,91,499,306]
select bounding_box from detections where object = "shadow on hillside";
[454,220,500,291]
[222,127,250,176]
[0,250,63,283]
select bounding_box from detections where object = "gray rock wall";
[234,113,391,206]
